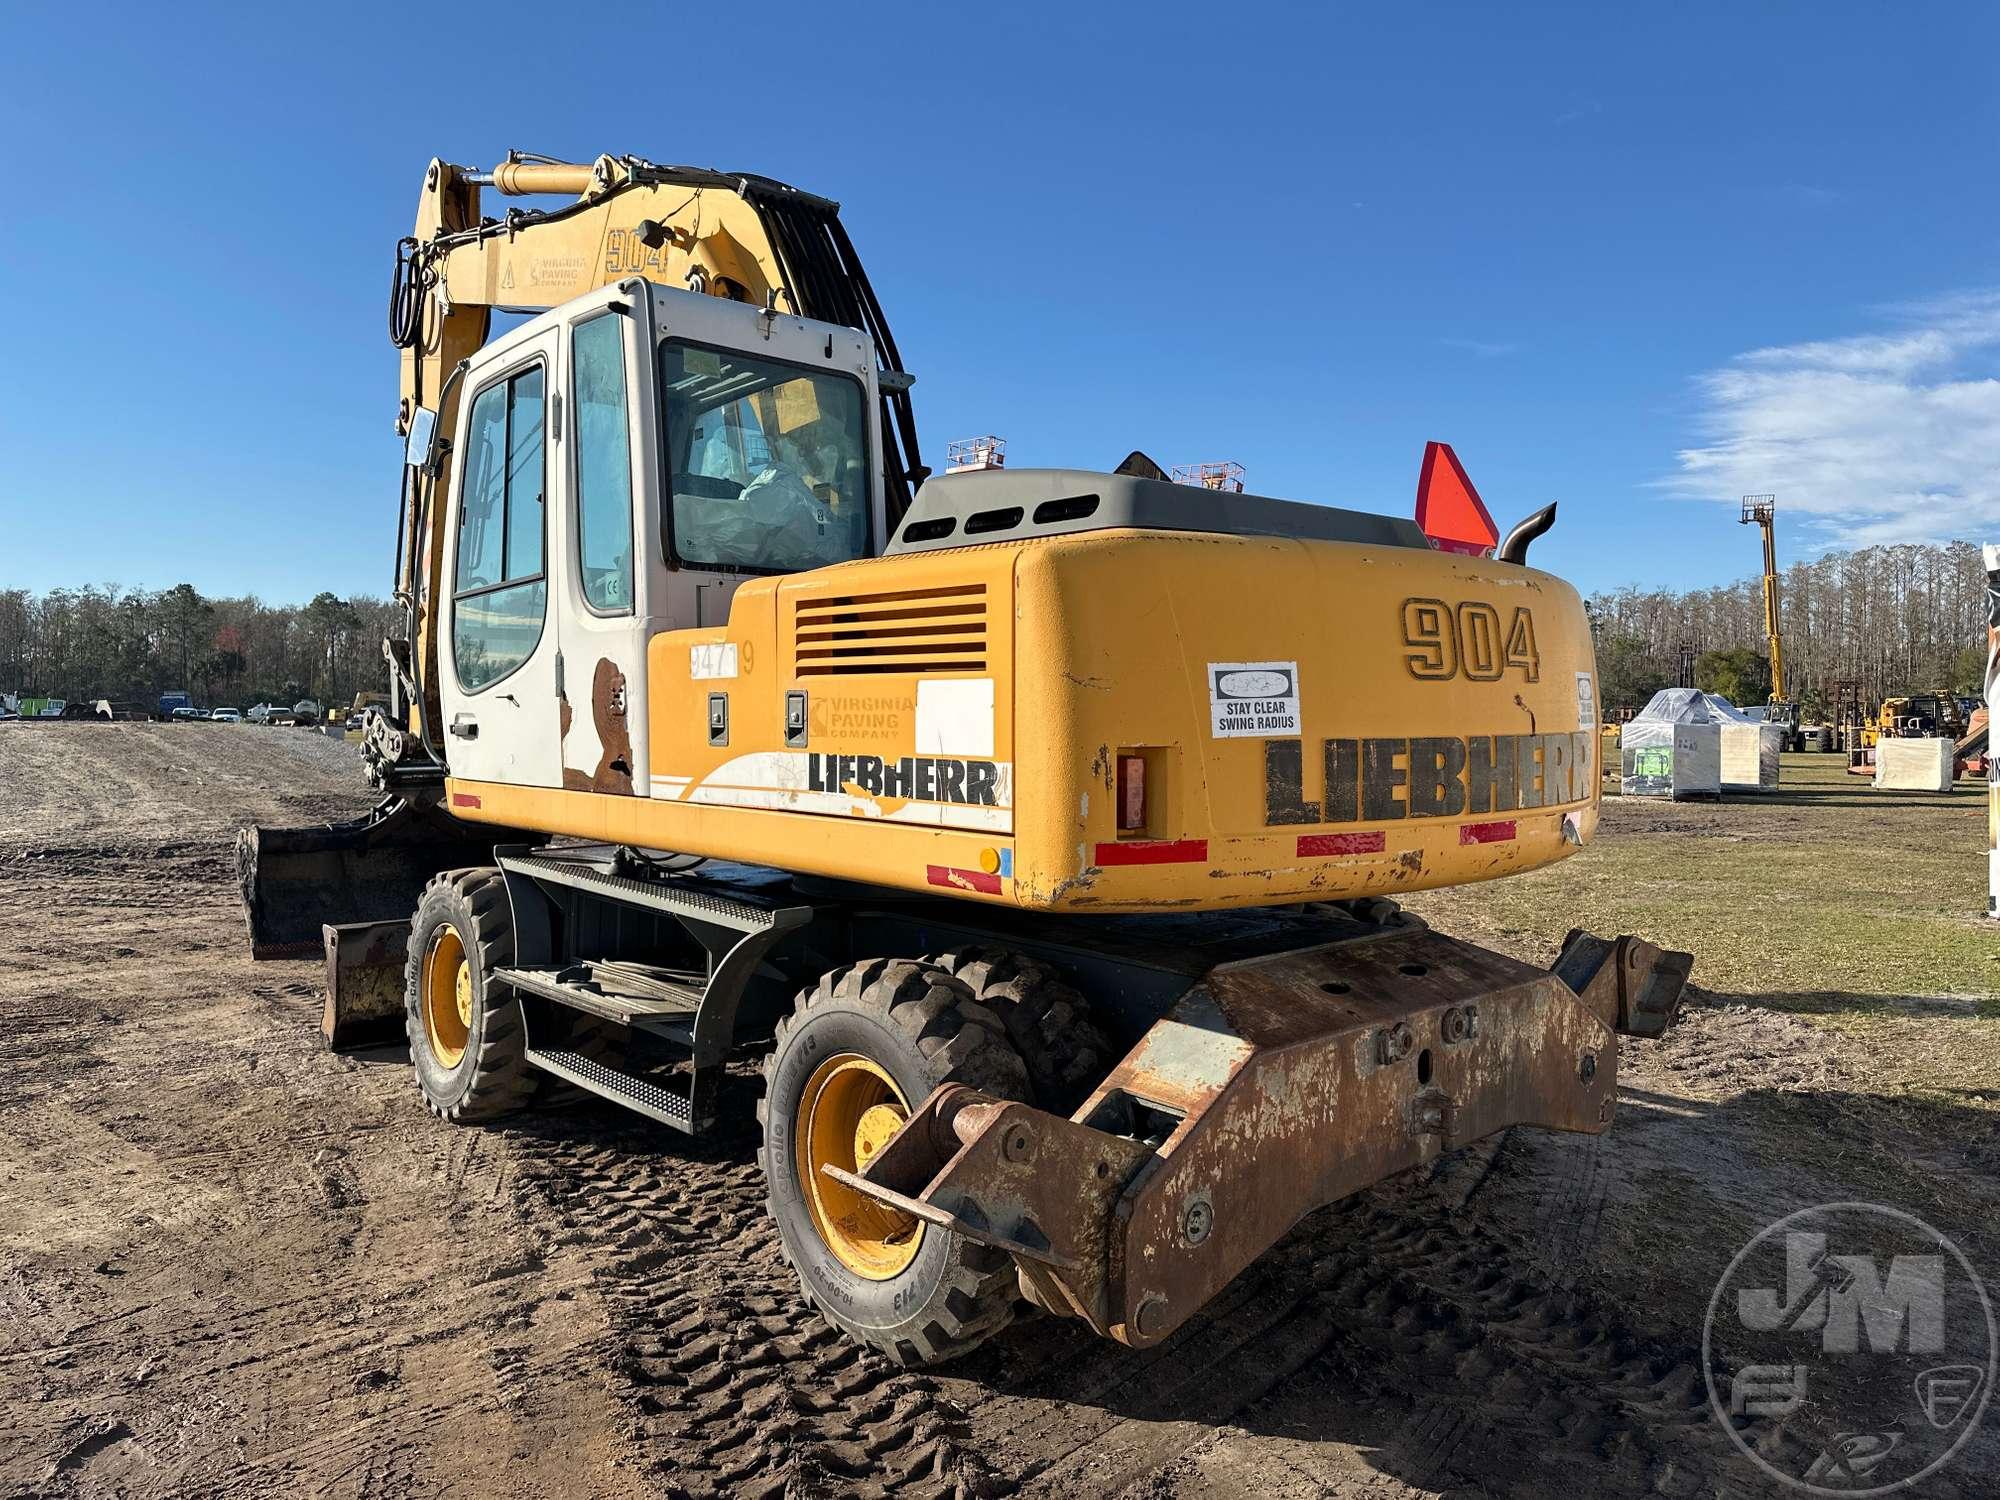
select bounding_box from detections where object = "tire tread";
[405,867,536,1124]
[760,957,1029,1366]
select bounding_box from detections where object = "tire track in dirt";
[502,1100,997,1498]
[1519,1130,1615,1294]
[17,725,1994,1495]
[489,1092,1762,1498]
[939,1157,1753,1498]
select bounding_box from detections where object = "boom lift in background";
[236,152,1690,1365]
[1739,496,1801,749]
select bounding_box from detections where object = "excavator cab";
[239,279,893,965]
[239,157,918,969]
[430,282,887,798]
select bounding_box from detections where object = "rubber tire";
[930,946,1111,1116]
[405,868,536,1124]
[759,958,1030,1366]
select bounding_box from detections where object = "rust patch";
[559,697,573,741]
[1089,743,1114,793]
[588,658,634,795]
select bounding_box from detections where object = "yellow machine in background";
[1874,693,1965,743]
[1739,496,1800,748]
[341,690,390,742]
[238,152,1687,1366]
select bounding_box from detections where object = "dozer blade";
[235,795,515,959]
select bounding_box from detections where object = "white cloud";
[1439,336,1518,358]
[1667,291,2000,546]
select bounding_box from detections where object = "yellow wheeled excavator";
[239,151,1691,1365]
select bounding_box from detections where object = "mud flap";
[235,795,532,959]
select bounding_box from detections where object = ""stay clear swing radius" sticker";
[1208,662,1302,738]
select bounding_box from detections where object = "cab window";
[453,364,546,691]
[661,341,870,572]
[572,314,634,611]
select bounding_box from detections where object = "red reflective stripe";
[450,791,482,809]
[1297,832,1386,857]
[1459,820,1517,844]
[926,863,1002,894]
[1092,839,1208,866]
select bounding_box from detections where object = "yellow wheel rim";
[795,1053,922,1279]
[422,926,471,1069]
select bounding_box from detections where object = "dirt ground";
[3,724,1996,1498]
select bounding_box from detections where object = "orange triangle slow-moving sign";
[1415,441,1498,556]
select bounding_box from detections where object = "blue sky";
[3,3,1995,603]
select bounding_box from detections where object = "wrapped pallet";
[1719,721,1785,789]
[1873,737,1954,792]
[1621,720,1722,799]
[1620,688,1731,799]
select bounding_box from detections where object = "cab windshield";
[661,340,871,572]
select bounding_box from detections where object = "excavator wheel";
[758,958,1030,1366]
[405,868,536,1124]
[929,946,1111,1116]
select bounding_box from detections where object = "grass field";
[1405,752,2000,1106]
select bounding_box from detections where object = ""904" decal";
[1402,599,1539,682]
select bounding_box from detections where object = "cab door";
[554,283,658,795]
[439,327,564,787]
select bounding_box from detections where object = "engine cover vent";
[791,583,987,677]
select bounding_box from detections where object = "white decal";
[1575,671,1595,729]
[654,750,1013,834]
[1208,660,1301,738]
[689,643,739,681]
[915,677,995,757]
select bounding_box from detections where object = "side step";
[499,850,807,935]
[521,1043,696,1131]
[496,848,822,1137]
[493,961,701,1045]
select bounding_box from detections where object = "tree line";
[0,584,398,712]
[1588,539,1990,716]
[2,537,1987,718]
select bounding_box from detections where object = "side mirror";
[405,406,439,473]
